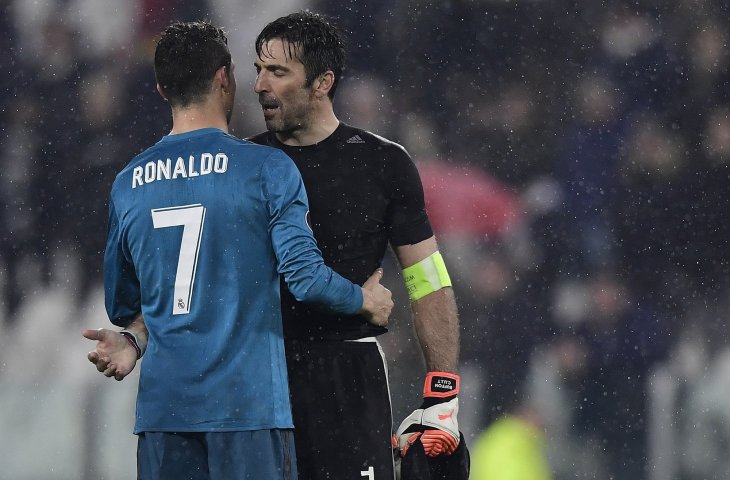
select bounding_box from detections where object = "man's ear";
[156,83,168,101]
[313,71,335,98]
[216,66,230,92]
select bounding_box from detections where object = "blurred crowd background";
[0,0,728,479]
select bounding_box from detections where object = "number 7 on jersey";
[151,204,206,315]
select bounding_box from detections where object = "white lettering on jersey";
[172,157,187,179]
[132,153,229,188]
[360,466,374,479]
[214,153,228,172]
[201,153,213,174]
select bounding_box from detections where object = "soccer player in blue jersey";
[82,21,393,480]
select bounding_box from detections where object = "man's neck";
[276,109,339,147]
[169,103,229,135]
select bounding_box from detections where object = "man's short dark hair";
[255,11,346,100]
[155,21,231,108]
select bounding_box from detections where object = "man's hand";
[394,372,460,457]
[359,268,394,327]
[82,328,138,381]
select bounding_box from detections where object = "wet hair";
[154,21,231,107]
[255,11,346,100]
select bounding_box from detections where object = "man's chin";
[264,119,285,133]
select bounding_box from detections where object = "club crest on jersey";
[132,153,228,188]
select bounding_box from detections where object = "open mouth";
[260,97,280,116]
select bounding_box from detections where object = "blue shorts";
[137,429,297,480]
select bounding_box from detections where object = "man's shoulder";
[246,131,273,146]
[202,131,293,166]
[338,123,410,157]
[222,131,280,156]
[112,142,160,192]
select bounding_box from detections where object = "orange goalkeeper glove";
[394,372,460,457]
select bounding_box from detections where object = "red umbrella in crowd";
[417,159,523,239]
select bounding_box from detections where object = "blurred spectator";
[554,271,671,478]
[670,14,730,127]
[68,63,139,301]
[595,6,682,118]
[66,0,138,61]
[693,107,730,291]
[470,398,552,480]
[448,78,551,188]
[674,287,730,479]
[335,73,397,138]
[648,285,730,480]
[0,0,17,112]
[456,244,552,430]
[28,17,85,289]
[678,349,730,479]
[527,333,608,480]
[612,114,696,308]
[138,0,208,39]
[314,0,393,74]
[553,73,625,275]
[0,94,41,320]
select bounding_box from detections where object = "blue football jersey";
[104,128,362,433]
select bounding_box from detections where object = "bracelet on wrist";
[120,331,142,359]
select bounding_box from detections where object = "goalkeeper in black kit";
[249,11,468,480]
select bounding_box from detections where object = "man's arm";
[264,150,392,324]
[393,235,463,458]
[394,236,460,372]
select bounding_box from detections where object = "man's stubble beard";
[265,106,312,135]
[266,90,317,135]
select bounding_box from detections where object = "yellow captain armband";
[402,251,452,302]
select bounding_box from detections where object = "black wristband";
[120,331,142,359]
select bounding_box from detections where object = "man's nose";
[254,74,267,93]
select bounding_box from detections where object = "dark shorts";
[285,337,395,480]
[137,429,297,480]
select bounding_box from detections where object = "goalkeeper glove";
[395,372,460,457]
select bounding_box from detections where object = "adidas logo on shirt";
[346,135,365,144]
